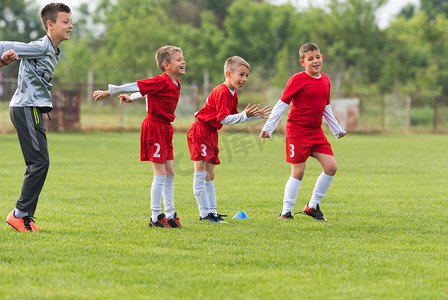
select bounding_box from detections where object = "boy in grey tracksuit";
[1,3,73,232]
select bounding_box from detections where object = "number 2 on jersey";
[153,143,161,158]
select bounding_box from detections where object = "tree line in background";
[1,0,448,98]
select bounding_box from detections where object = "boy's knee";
[291,170,304,180]
[32,157,49,172]
[205,168,215,181]
[325,165,337,176]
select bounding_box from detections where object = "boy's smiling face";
[300,50,323,77]
[165,51,186,77]
[50,12,73,41]
[225,65,249,91]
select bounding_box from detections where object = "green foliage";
[0,0,44,78]
[70,0,448,97]
[223,0,295,79]
[53,37,93,82]
[382,11,448,96]
[398,3,417,20]
[198,0,235,28]
[6,0,448,98]
[326,0,385,92]
[1,132,448,298]
[89,0,227,84]
[271,45,297,88]
[93,1,174,83]
[194,11,226,84]
[173,11,226,85]
[0,0,43,42]
[421,0,448,20]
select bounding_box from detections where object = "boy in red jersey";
[93,45,185,228]
[260,42,346,221]
[188,56,271,223]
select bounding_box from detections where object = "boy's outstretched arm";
[0,39,47,62]
[323,104,346,139]
[0,49,18,67]
[93,82,140,102]
[118,92,145,104]
[117,94,131,103]
[259,100,289,141]
[219,104,259,125]
[93,90,110,101]
[219,104,271,125]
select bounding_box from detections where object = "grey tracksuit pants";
[9,106,50,217]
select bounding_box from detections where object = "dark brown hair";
[299,42,320,60]
[40,3,71,31]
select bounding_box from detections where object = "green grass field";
[1,131,448,299]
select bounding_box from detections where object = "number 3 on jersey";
[200,144,207,157]
[153,143,161,158]
[289,144,295,158]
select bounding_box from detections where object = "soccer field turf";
[1,132,447,299]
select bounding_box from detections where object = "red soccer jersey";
[195,84,239,130]
[137,73,181,123]
[280,72,331,138]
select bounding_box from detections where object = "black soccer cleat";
[214,213,227,223]
[149,213,171,228]
[199,213,215,222]
[278,212,294,220]
[167,212,182,228]
[200,212,227,223]
[303,204,327,221]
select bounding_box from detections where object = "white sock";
[162,176,175,219]
[193,171,208,218]
[205,180,217,216]
[151,174,166,222]
[282,176,302,215]
[14,208,28,218]
[308,172,334,209]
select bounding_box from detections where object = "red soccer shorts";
[187,120,220,165]
[285,135,333,164]
[140,117,174,163]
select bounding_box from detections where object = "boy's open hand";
[259,105,271,119]
[244,103,260,118]
[93,90,110,102]
[118,94,132,104]
[1,49,18,65]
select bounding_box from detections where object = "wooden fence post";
[406,96,411,131]
[381,95,386,132]
[433,97,438,132]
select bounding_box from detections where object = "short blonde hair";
[156,45,183,72]
[299,42,320,60]
[224,56,250,74]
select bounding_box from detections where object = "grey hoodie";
[0,35,60,112]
